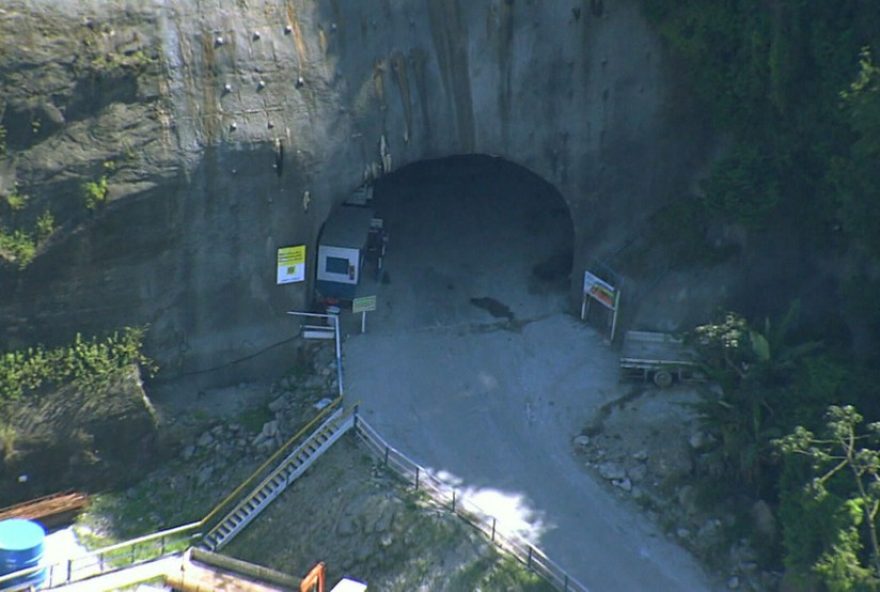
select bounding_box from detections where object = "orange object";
[300,562,326,592]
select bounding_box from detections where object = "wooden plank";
[0,491,89,527]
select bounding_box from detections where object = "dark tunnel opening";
[363,154,575,329]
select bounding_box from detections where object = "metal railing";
[352,414,590,592]
[0,521,200,590]
[199,394,343,531]
[0,397,344,591]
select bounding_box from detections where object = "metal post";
[610,289,621,343]
[66,559,71,583]
[491,518,496,541]
[564,574,569,591]
[287,311,344,398]
[451,490,456,512]
[415,467,420,490]
[528,546,533,569]
[353,404,359,429]
[361,311,366,333]
[384,446,389,465]
[161,535,166,556]
[333,313,344,396]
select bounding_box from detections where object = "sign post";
[352,295,377,334]
[276,245,306,284]
[582,270,621,342]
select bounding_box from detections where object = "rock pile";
[572,390,781,592]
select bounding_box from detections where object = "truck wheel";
[653,370,673,388]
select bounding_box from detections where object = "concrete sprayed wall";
[0,0,708,382]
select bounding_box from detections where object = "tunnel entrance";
[364,154,574,331]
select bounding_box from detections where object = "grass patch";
[237,405,272,433]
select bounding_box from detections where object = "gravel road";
[341,167,719,591]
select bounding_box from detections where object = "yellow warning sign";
[277,245,306,284]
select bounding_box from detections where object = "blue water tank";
[0,519,46,590]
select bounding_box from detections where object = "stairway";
[201,407,353,551]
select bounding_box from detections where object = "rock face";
[0,1,708,380]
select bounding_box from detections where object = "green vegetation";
[3,190,27,211]
[81,175,109,210]
[686,308,880,585]
[0,185,54,269]
[0,326,157,403]
[0,228,36,268]
[35,209,54,242]
[638,4,880,583]
[642,0,880,241]
[778,406,880,590]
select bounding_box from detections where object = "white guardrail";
[352,412,590,592]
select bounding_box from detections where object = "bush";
[0,327,157,403]
[0,228,36,268]
[81,176,109,210]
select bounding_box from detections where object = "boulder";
[627,464,647,482]
[260,420,279,439]
[598,462,626,481]
[197,431,214,448]
[751,500,777,542]
[196,465,213,486]
[573,435,591,447]
[613,478,633,492]
[268,396,287,413]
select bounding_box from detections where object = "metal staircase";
[201,407,353,551]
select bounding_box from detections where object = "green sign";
[352,295,377,313]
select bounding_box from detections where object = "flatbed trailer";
[619,330,702,387]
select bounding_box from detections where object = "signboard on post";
[353,295,377,334]
[277,245,306,284]
[581,270,621,342]
[352,295,377,313]
[582,271,616,310]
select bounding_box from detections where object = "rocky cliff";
[0,0,709,382]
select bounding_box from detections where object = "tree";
[777,405,880,590]
[689,305,820,495]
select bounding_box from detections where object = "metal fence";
[0,400,345,591]
[0,521,201,590]
[353,414,590,592]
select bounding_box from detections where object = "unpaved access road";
[342,169,719,591]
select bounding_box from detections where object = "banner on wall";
[277,245,306,284]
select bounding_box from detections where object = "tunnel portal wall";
[0,0,711,384]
